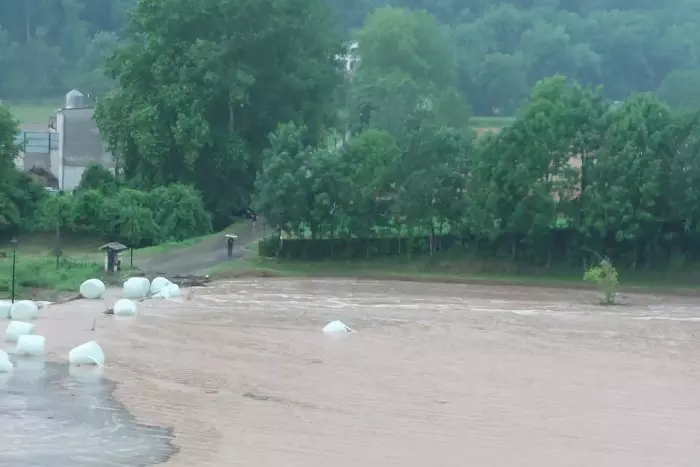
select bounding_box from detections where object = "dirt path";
[138,220,267,276]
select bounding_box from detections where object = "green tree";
[351,7,468,141]
[95,0,342,227]
[397,124,471,255]
[71,189,111,236]
[148,184,212,242]
[657,68,700,110]
[76,163,118,195]
[253,123,317,237]
[468,76,606,264]
[0,104,45,236]
[582,93,673,268]
[341,129,401,237]
[104,188,158,247]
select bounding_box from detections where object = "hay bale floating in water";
[322,320,356,334]
[69,341,105,366]
[0,300,11,319]
[0,348,12,373]
[149,277,171,296]
[123,277,151,299]
[80,279,106,299]
[10,300,39,320]
[5,320,35,343]
[113,299,137,316]
[15,335,46,357]
[167,283,180,298]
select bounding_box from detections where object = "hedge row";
[258,227,700,269]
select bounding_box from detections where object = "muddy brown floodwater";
[8,279,700,466]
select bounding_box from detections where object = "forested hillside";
[3,0,700,112]
[0,0,130,100]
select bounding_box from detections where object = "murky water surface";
[0,361,175,466]
[3,279,700,466]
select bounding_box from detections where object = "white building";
[48,89,114,190]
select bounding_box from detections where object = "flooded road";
[4,279,700,466]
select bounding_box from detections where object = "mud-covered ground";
[3,279,700,466]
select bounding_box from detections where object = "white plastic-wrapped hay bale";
[5,320,35,342]
[0,357,12,373]
[15,335,45,356]
[10,300,39,320]
[113,299,137,316]
[152,286,172,299]
[123,277,150,299]
[0,349,8,362]
[149,276,171,296]
[0,300,11,319]
[69,341,105,366]
[80,278,106,299]
[322,320,356,334]
[167,283,180,298]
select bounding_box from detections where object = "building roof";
[62,108,113,168]
[98,242,128,252]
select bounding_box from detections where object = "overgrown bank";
[204,241,700,297]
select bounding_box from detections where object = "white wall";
[55,110,65,189]
[62,166,85,191]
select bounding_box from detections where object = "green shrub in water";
[583,259,619,305]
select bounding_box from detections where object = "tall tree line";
[3,0,700,110]
[256,76,700,270]
[0,0,129,99]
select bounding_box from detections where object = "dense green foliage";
[32,167,212,246]
[256,76,700,271]
[0,105,44,235]
[0,0,127,99]
[3,0,700,112]
[0,159,212,246]
[93,0,342,227]
[4,0,700,276]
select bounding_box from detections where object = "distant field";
[2,97,516,133]
[2,99,62,127]
[470,115,515,128]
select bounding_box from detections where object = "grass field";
[0,224,244,300]
[4,99,62,126]
[3,98,517,131]
[0,233,110,300]
[207,244,700,297]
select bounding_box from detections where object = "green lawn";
[0,223,246,299]
[208,246,700,296]
[4,99,62,125]
[0,254,103,301]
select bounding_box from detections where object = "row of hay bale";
[0,275,181,373]
[0,298,106,372]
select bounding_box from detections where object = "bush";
[258,235,280,257]
[583,259,619,305]
[22,181,214,250]
[76,163,118,195]
[72,189,112,235]
[148,184,212,242]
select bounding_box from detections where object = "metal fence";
[14,132,59,153]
